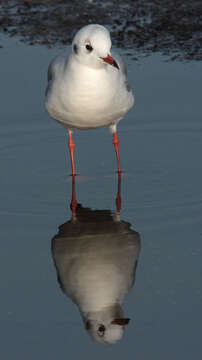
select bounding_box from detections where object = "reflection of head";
[86,316,130,345]
[52,205,141,345]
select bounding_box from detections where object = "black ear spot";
[73,44,78,54]
[85,321,91,330]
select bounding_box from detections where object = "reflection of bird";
[45,24,134,175]
[51,176,141,345]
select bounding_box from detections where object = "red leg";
[113,132,121,173]
[68,131,76,176]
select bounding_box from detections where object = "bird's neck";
[81,304,124,323]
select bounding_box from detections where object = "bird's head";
[85,317,130,345]
[72,24,119,70]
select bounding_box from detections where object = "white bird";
[45,24,134,175]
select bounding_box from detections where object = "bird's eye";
[98,324,105,336]
[86,44,93,52]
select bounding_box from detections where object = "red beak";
[100,54,115,65]
[111,318,130,326]
[100,55,119,69]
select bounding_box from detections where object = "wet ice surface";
[0,35,202,358]
[1,0,202,60]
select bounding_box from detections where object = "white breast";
[45,56,134,130]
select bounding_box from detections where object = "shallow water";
[0,35,202,358]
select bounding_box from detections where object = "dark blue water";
[0,35,202,359]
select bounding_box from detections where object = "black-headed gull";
[45,24,134,175]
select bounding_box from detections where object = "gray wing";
[45,55,66,96]
[47,55,65,81]
[112,51,131,92]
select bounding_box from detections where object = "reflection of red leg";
[113,132,121,173]
[71,175,78,219]
[116,173,122,212]
[68,131,76,176]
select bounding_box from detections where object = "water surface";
[0,35,202,359]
